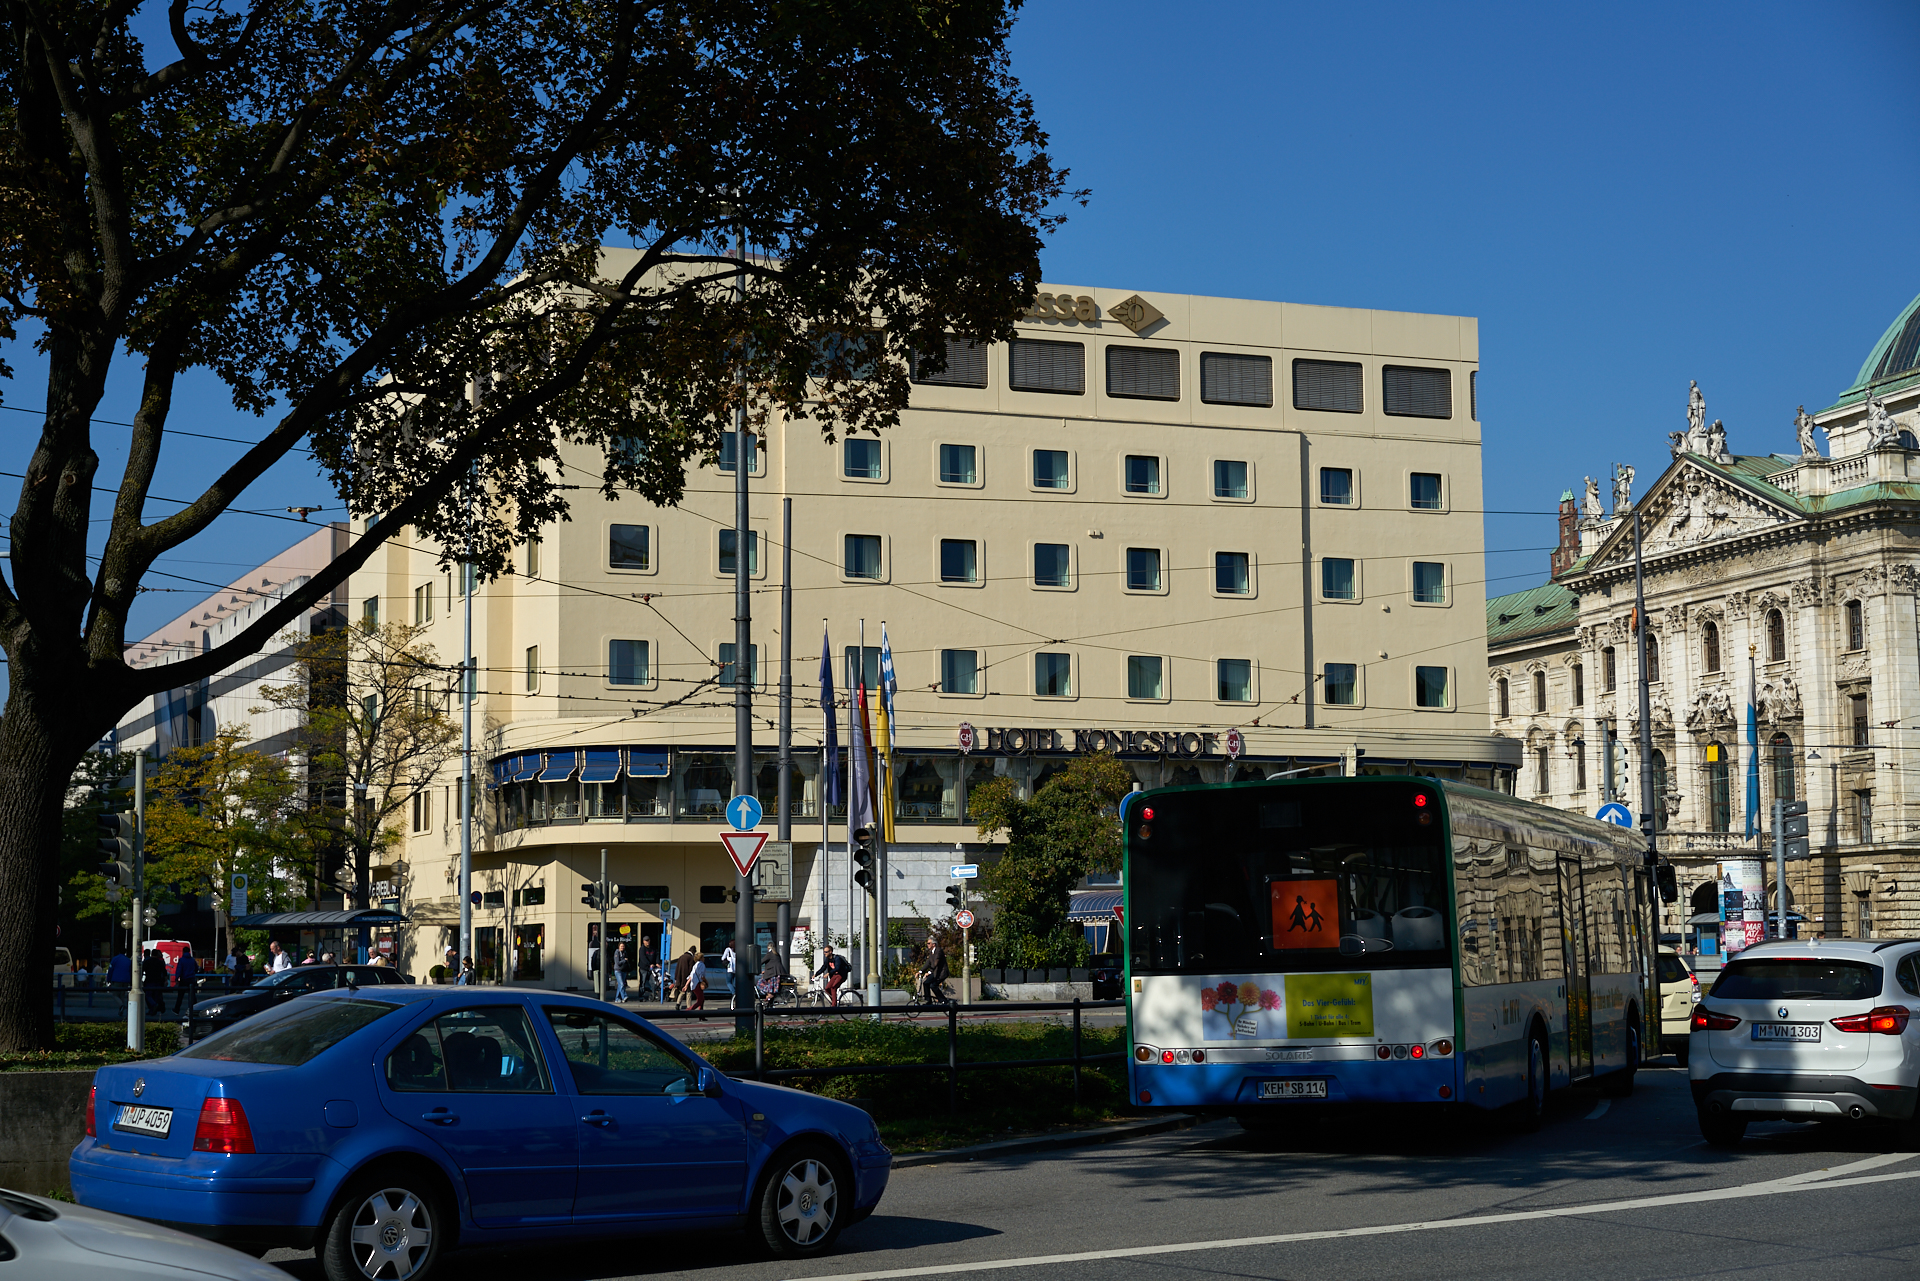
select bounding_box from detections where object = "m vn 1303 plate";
[1260,1079,1328,1100]
[1751,1022,1820,1043]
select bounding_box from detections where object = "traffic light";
[944,884,963,912]
[1655,860,1678,904]
[1780,800,1811,860]
[97,811,135,904]
[1610,734,1630,798]
[581,881,604,910]
[852,827,875,893]
[142,906,157,928]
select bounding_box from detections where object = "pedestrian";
[368,953,389,968]
[230,948,252,988]
[107,950,131,987]
[300,950,317,966]
[686,948,708,1010]
[918,942,950,1004]
[813,944,851,1006]
[443,943,457,981]
[141,949,168,1017]
[173,944,198,1014]
[458,955,474,985]
[268,941,291,973]
[613,943,629,1003]
[319,951,334,965]
[755,944,784,1005]
[721,940,737,983]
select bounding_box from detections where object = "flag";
[878,623,897,724]
[1744,686,1761,838]
[875,625,898,841]
[849,681,874,835]
[819,625,840,805]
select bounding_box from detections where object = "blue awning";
[492,758,512,785]
[510,754,540,782]
[581,750,621,783]
[538,751,579,783]
[627,750,671,778]
[231,909,410,928]
[1068,890,1125,922]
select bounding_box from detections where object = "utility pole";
[126,753,145,1053]
[731,220,754,1030]
[459,459,475,983]
[1632,511,1661,1052]
[776,498,793,974]
[599,848,609,1002]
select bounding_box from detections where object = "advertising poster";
[1201,978,1283,1040]
[1721,859,1767,954]
[1285,972,1375,1039]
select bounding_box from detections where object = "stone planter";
[1070,967,1092,982]
[1047,968,1070,983]
[981,968,1005,984]
[1005,968,1025,985]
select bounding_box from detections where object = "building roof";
[1824,290,1920,413]
[1486,582,1577,648]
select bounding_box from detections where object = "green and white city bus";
[1122,775,1651,1124]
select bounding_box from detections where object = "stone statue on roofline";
[1864,393,1902,450]
[1581,475,1604,518]
[1688,379,1706,437]
[1612,463,1634,514]
[1707,419,1731,464]
[1795,405,1819,459]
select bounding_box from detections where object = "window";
[1574,740,1587,791]
[1213,459,1249,499]
[718,432,760,474]
[542,1008,694,1097]
[1033,543,1071,588]
[1532,670,1546,713]
[1534,748,1550,795]
[525,535,540,578]
[1496,677,1510,719]
[1770,733,1796,803]
[414,583,433,624]
[1127,655,1164,700]
[1766,609,1786,662]
[1217,658,1253,702]
[1008,338,1085,394]
[180,999,401,1067]
[1319,467,1354,505]
[1293,359,1363,413]
[1324,663,1357,706]
[718,643,759,688]
[1123,455,1162,495]
[843,438,883,480]
[843,646,881,688]
[1854,789,1873,843]
[1410,473,1443,510]
[1603,646,1617,692]
[608,639,649,686]
[1106,346,1180,400]
[940,649,979,695]
[609,523,651,570]
[1032,449,1070,490]
[1321,557,1356,600]
[1126,547,1162,591]
[1382,365,1452,418]
[912,339,988,388]
[1415,666,1449,709]
[362,596,379,626]
[1572,664,1584,707]
[1706,742,1730,833]
[1034,652,1072,697]
[844,534,883,580]
[1201,352,1273,406]
[1651,751,1668,831]
[1702,620,1721,672]
[387,1007,551,1093]
[1412,561,1446,604]
[717,529,759,576]
[411,790,433,833]
[939,443,977,485]
[1470,369,1478,420]
[1845,600,1864,650]
[1645,633,1660,683]
[1852,694,1870,746]
[1215,551,1250,595]
[939,539,979,584]
[525,645,539,694]
[608,434,645,467]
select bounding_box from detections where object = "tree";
[970,753,1130,970]
[253,619,460,955]
[0,0,1071,1047]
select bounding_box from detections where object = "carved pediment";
[1593,461,1796,564]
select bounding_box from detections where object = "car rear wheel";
[321,1173,444,1281]
[1698,1105,1746,1147]
[753,1145,851,1258]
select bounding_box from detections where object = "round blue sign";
[1594,801,1635,828]
[726,794,764,831]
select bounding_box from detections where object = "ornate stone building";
[1489,294,1920,942]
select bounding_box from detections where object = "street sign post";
[754,841,793,902]
[1595,802,1634,828]
[725,794,764,831]
[950,863,979,879]
[231,872,248,920]
[955,908,975,929]
[720,830,770,878]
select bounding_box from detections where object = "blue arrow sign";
[1594,801,1634,828]
[727,794,764,831]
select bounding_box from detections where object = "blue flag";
[878,622,897,725]
[1744,696,1760,838]
[819,624,840,802]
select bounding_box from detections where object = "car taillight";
[85,1086,95,1137]
[1831,1006,1912,1036]
[1692,1007,1740,1031]
[193,1097,255,1153]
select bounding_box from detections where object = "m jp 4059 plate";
[1260,1079,1328,1099]
[1751,1022,1820,1042]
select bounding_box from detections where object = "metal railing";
[51,974,252,1022]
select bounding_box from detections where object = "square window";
[940,539,978,584]
[1410,473,1443,510]
[1413,561,1446,604]
[1322,558,1356,600]
[1106,346,1180,400]
[609,640,650,686]
[844,534,883,580]
[1126,547,1162,591]
[1324,662,1357,706]
[1124,455,1162,495]
[362,596,379,625]
[718,432,761,474]
[1213,460,1249,499]
[1032,449,1070,490]
[1293,359,1363,413]
[609,523,651,570]
[1217,658,1253,702]
[1009,339,1085,394]
[719,643,759,688]
[1383,366,1452,419]
[843,438,883,480]
[844,645,881,688]
[1215,552,1251,595]
[939,443,977,485]
[1200,352,1273,406]
[1033,543,1071,588]
[1320,467,1354,505]
[1127,655,1164,700]
[718,530,759,576]
[1035,651,1072,697]
[413,583,433,624]
[941,649,979,695]
[1415,665,1450,708]
[912,340,988,388]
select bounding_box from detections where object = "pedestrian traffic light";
[944,884,963,912]
[581,881,604,910]
[852,827,875,892]
[1655,859,1678,904]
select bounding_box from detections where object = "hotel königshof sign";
[971,726,1229,758]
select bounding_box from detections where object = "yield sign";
[720,830,770,878]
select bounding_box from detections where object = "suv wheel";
[1698,1104,1746,1147]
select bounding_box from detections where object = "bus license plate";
[1752,1023,1820,1043]
[1261,1079,1327,1100]
[113,1105,172,1137]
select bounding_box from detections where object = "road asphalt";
[265,1061,1919,1280]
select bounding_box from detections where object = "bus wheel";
[1513,1030,1548,1133]
[1602,1016,1639,1098]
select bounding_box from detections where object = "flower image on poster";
[1201,978,1282,1039]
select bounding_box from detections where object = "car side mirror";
[697,1065,723,1099]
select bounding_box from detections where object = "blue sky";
[5,0,1919,697]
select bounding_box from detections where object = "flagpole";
[876,620,892,991]
[845,636,859,988]
[777,496,793,976]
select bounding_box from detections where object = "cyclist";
[814,944,852,1005]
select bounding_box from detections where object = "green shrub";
[56,1022,179,1054]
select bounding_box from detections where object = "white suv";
[1689,939,1920,1146]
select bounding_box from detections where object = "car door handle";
[581,1111,614,1127]
[421,1111,459,1125]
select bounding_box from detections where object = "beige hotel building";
[351,265,1520,987]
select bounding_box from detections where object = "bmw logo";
[1777,1007,1788,1019]
[132,1078,145,1098]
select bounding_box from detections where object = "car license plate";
[1260,1079,1327,1100]
[1751,1022,1821,1042]
[113,1104,172,1137]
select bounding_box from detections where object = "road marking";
[1584,1100,1610,1120]
[808,1157,1920,1281]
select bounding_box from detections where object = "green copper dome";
[1828,291,1920,410]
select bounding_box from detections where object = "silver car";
[1689,938,1920,1146]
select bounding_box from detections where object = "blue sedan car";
[71,986,890,1280]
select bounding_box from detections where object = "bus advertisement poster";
[1284,972,1375,1039]
[1197,972,1377,1041]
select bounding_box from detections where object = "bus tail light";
[1377,1045,1392,1060]
[1692,1007,1740,1032]
[1831,1007,1911,1035]
[1409,1044,1425,1059]
[1139,1090,1152,1104]
[1161,1049,1174,1064]
[1432,1039,1453,1057]
[1173,1049,1192,1065]
[1191,1049,1206,1064]
[1135,1045,1154,1062]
